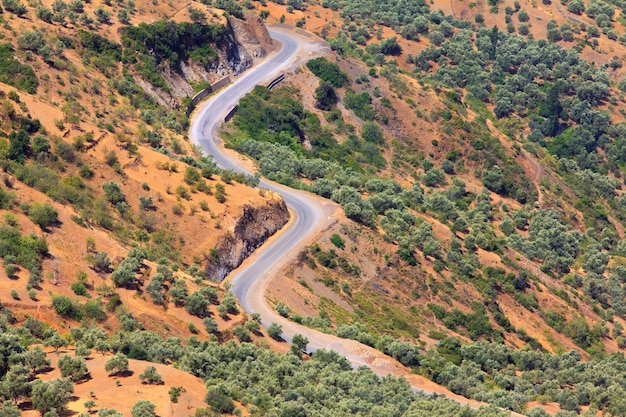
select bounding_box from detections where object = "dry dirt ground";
[0,6,284,338]
[24,351,208,417]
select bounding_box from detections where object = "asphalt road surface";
[190,26,338,341]
[189,26,523,414]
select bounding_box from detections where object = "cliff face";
[146,14,273,107]
[206,198,289,282]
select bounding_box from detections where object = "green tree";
[0,401,20,417]
[32,134,51,155]
[360,121,384,144]
[1,365,31,404]
[306,57,350,88]
[52,295,82,320]
[3,0,28,17]
[31,378,74,415]
[189,7,206,24]
[168,279,189,306]
[314,83,337,110]
[245,319,260,334]
[221,293,239,315]
[75,343,92,358]
[203,317,219,335]
[84,400,96,413]
[205,385,234,414]
[232,325,251,342]
[45,331,69,353]
[185,287,218,318]
[145,275,165,305]
[94,6,112,23]
[58,354,88,381]
[291,334,309,356]
[97,408,123,417]
[8,130,30,163]
[213,0,243,18]
[139,366,163,385]
[104,353,129,376]
[131,400,156,417]
[24,345,50,374]
[117,8,130,24]
[379,37,402,55]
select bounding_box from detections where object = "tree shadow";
[75,372,93,384]
[35,365,55,375]
[6,265,20,280]
[141,380,165,386]
[18,400,33,411]
[61,403,80,416]
[110,369,134,378]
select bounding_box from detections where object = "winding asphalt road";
[189,25,415,368]
[190,27,335,325]
[190,26,338,338]
[189,26,521,414]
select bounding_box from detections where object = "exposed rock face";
[143,14,273,108]
[206,199,289,282]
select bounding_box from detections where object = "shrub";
[306,57,350,88]
[83,299,106,321]
[215,183,226,203]
[5,264,17,278]
[267,322,283,340]
[55,141,76,162]
[28,203,59,230]
[102,181,125,204]
[344,90,375,120]
[52,294,82,320]
[330,234,345,249]
[184,167,201,185]
[169,386,186,403]
[232,325,251,342]
[89,251,111,272]
[71,282,87,296]
[0,44,39,94]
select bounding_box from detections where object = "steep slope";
[209,0,626,414]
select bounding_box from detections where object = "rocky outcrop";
[142,14,273,108]
[206,199,289,282]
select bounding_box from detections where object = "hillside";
[0,0,298,415]
[213,0,626,414]
[4,0,626,414]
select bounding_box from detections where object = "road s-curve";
[190,26,338,335]
[189,24,414,368]
[189,26,520,413]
